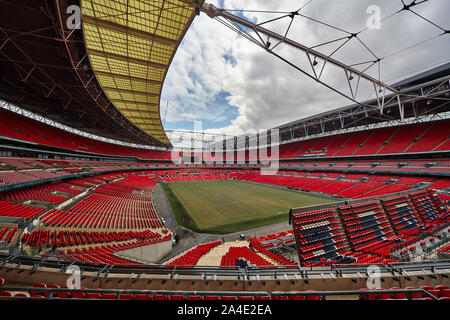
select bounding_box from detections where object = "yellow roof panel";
[81,0,198,145]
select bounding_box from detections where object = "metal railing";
[2,251,449,278]
[0,286,440,300]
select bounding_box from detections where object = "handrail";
[0,286,440,300]
[1,251,449,276]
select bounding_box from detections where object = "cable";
[408,9,447,32]
[380,33,444,61]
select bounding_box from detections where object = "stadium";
[0,0,449,306]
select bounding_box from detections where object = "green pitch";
[162,180,337,234]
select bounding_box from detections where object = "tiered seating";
[0,171,37,187]
[167,241,222,266]
[63,177,162,229]
[64,245,141,265]
[0,182,81,204]
[439,244,450,255]
[21,229,164,248]
[0,108,170,160]
[338,201,399,258]
[0,225,17,244]
[273,119,450,158]
[315,180,357,195]
[352,184,411,199]
[251,230,295,249]
[405,121,449,153]
[0,158,40,170]
[63,234,171,265]
[248,239,297,266]
[248,231,297,266]
[220,246,274,267]
[0,200,45,220]
[291,188,448,265]
[291,208,353,264]
[354,127,398,155]
[380,195,423,238]
[333,132,371,156]
[20,173,173,264]
[337,181,384,198]
[408,189,449,225]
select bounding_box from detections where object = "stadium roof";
[0,0,200,148]
[272,63,449,139]
[81,0,199,145]
[391,62,450,90]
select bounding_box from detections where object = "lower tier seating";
[291,188,449,265]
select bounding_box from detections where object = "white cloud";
[161,0,450,144]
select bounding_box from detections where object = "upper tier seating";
[0,108,170,160]
[274,119,450,159]
[1,105,448,161]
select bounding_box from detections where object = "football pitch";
[162,180,337,234]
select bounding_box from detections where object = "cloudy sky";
[161,0,450,146]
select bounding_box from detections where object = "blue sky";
[163,90,238,131]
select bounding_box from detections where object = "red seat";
[439,297,450,300]
[426,290,440,298]
[71,291,86,299]
[272,295,288,300]
[0,291,13,297]
[87,293,102,299]
[435,285,449,294]
[55,286,71,299]
[390,287,407,299]
[255,296,271,300]
[305,291,321,300]
[440,289,450,298]
[188,295,202,300]
[0,278,4,286]
[237,296,254,301]
[32,283,48,297]
[289,295,305,300]
[152,294,168,300]
[359,288,376,300]
[220,296,236,300]
[406,287,423,299]
[14,293,28,297]
[204,295,218,300]
[134,294,150,300]
[170,295,185,300]
[376,288,391,300]
[119,294,135,300]
[420,286,434,292]
[47,284,60,296]
[102,293,117,300]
